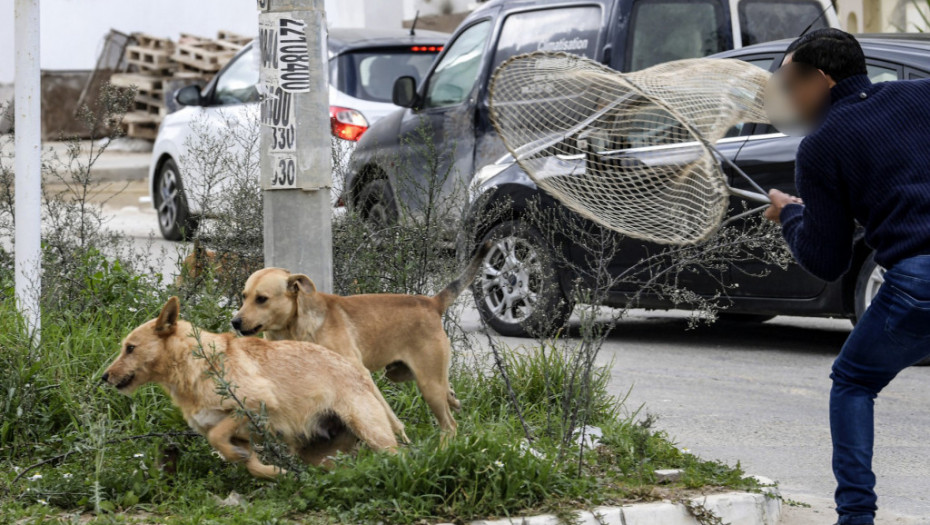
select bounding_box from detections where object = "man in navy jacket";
[763,29,930,525]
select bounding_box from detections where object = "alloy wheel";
[158,166,180,232]
[480,236,542,324]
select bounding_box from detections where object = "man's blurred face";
[775,53,834,125]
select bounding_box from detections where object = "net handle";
[707,144,771,204]
[728,186,771,204]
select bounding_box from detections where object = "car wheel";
[154,158,198,241]
[473,220,573,338]
[717,313,775,323]
[358,179,397,230]
[853,253,885,325]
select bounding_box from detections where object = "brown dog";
[176,240,228,286]
[232,243,491,436]
[102,297,402,479]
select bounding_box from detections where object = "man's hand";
[764,189,803,224]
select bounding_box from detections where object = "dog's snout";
[101,372,109,383]
[231,317,243,331]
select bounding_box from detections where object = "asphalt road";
[588,313,930,524]
[109,201,930,524]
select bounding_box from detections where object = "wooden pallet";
[121,111,162,140]
[215,39,245,53]
[133,33,175,51]
[173,40,238,73]
[178,32,209,45]
[131,97,167,118]
[126,45,175,74]
[216,30,251,48]
[109,73,167,96]
[172,70,209,82]
[112,29,251,140]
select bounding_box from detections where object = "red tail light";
[330,106,369,142]
[411,46,443,52]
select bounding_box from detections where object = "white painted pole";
[14,0,42,339]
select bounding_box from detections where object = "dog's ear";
[287,274,317,296]
[154,296,180,337]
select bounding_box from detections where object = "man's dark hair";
[786,28,867,82]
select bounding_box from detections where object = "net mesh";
[489,52,771,245]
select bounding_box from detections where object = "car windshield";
[332,48,440,103]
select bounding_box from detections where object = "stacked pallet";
[111,30,251,139]
[126,33,176,74]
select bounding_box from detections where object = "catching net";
[489,52,771,245]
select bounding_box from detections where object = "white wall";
[325,0,403,28]
[834,0,929,33]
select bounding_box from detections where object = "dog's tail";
[433,241,492,314]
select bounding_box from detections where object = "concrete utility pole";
[257,0,333,292]
[14,0,42,338]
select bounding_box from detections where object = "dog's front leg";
[207,417,252,463]
[206,417,283,479]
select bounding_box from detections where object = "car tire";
[852,253,930,366]
[472,220,573,338]
[154,158,198,241]
[717,313,775,323]
[357,179,397,229]
[853,253,885,326]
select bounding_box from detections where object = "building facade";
[837,0,929,33]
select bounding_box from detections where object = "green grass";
[0,249,758,524]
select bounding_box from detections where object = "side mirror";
[174,85,204,107]
[392,76,417,108]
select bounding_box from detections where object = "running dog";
[231,242,492,436]
[102,297,402,479]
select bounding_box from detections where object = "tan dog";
[102,297,401,479]
[176,240,230,286]
[232,243,492,436]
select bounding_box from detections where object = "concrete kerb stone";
[461,479,781,525]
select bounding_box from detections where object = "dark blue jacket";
[779,74,930,281]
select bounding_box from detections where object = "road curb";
[466,479,780,525]
[89,163,149,182]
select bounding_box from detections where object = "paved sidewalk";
[1,136,152,182]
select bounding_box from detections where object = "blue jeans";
[831,255,930,525]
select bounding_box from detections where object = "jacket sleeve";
[779,138,856,282]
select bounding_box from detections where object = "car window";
[424,21,492,109]
[627,0,727,72]
[867,63,899,83]
[492,6,602,70]
[333,48,441,103]
[909,69,928,80]
[739,0,828,46]
[212,46,260,106]
[724,57,775,137]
